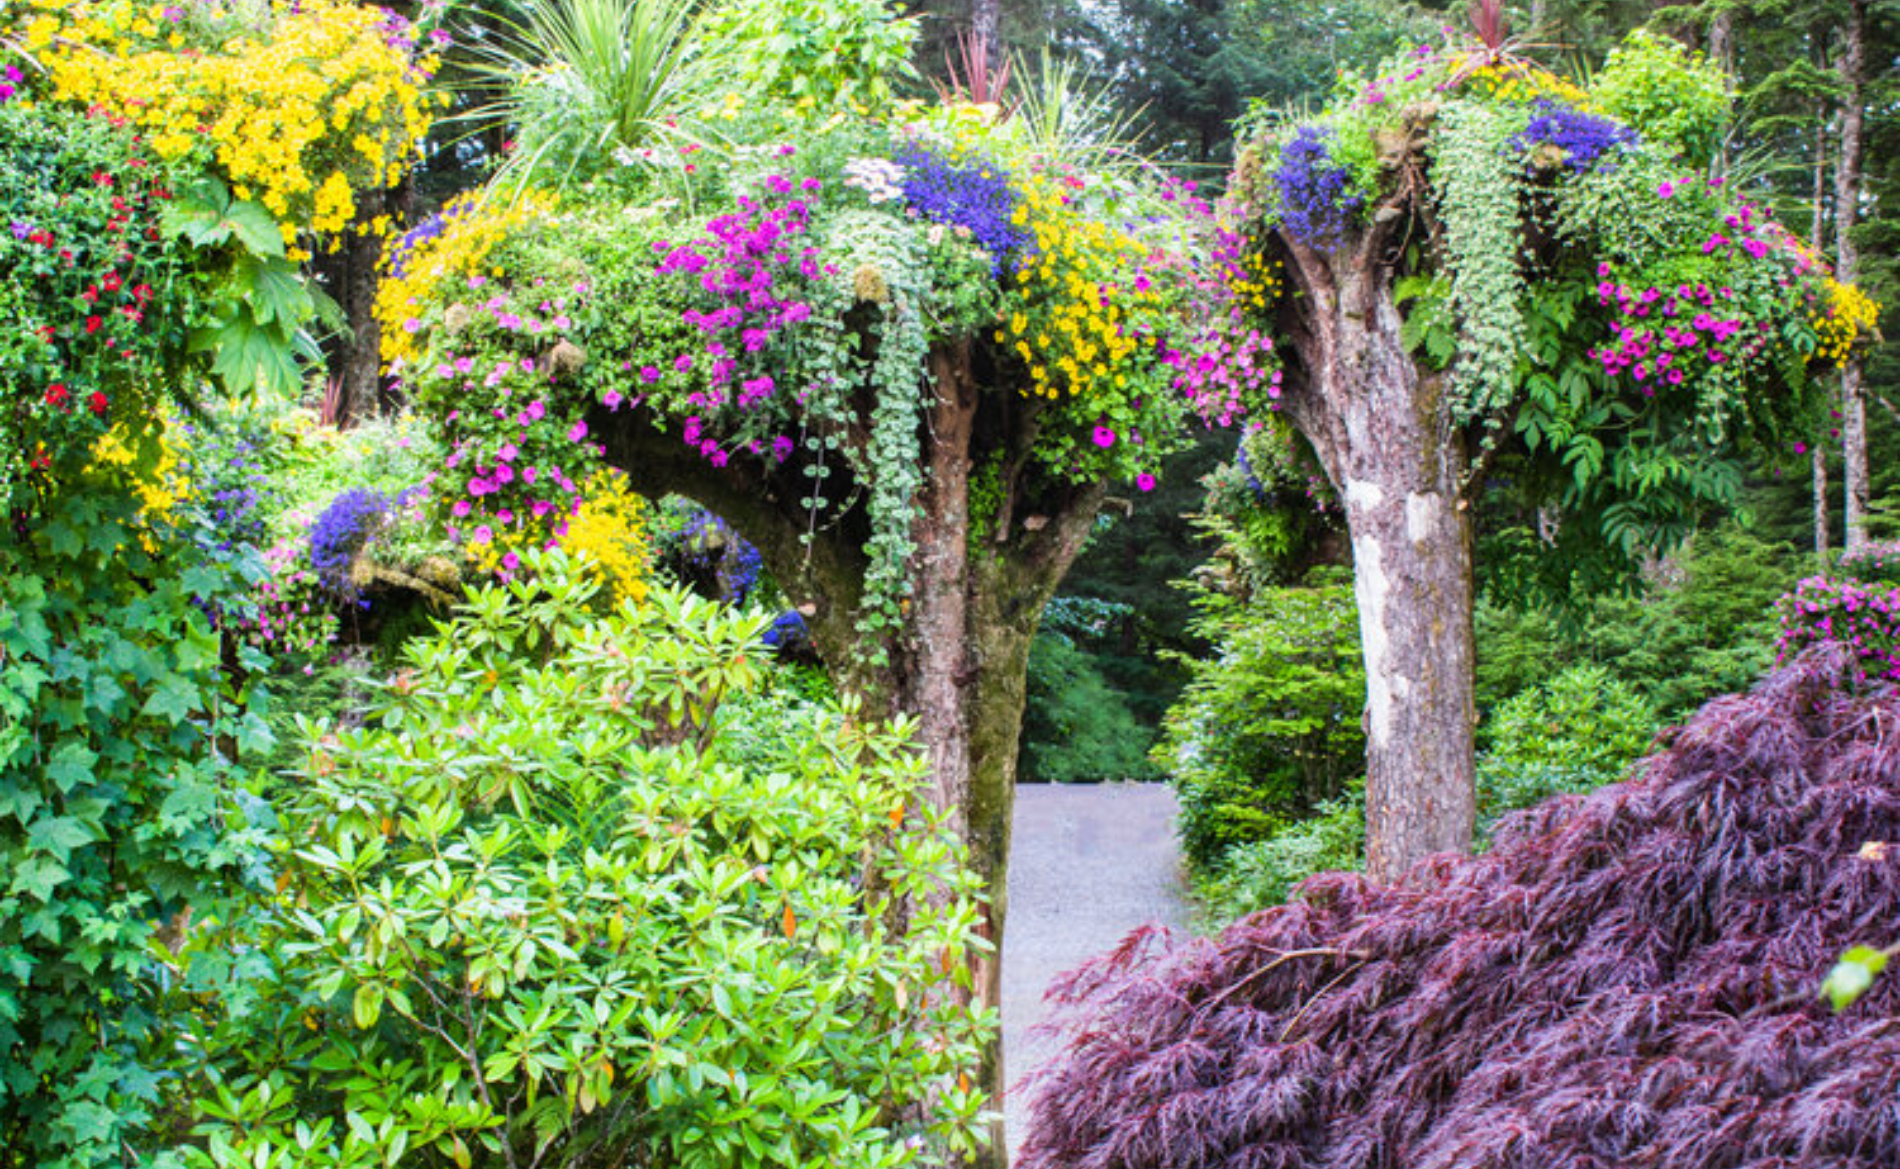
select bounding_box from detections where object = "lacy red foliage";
[1018,648,1900,1169]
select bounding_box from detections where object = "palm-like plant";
[460,0,733,195]
[1011,48,1143,174]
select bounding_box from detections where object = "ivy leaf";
[10,856,71,902]
[27,815,96,863]
[140,676,202,723]
[46,742,97,794]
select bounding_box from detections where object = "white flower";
[843,157,907,204]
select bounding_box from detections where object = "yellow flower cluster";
[32,0,436,241]
[1460,56,1592,108]
[1231,249,1283,313]
[998,175,1161,402]
[374,191,557,369]
[560,469,650,605]
[90,419,189,525]
[1813,279,1881,368]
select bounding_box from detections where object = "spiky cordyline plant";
[459,0,733,196]
[1018,646,1900,1168]
[1011,48,1144,176]
[933,25,1013,111]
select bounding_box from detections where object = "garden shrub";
[1476,662,1657,830]
[1155,567,1364,871]
[1019,647,1900,1168]
[190,555,995,1169]
[1777,574,1900,685]
[1019,628,1159,784]
[1194,787,1365,929]
[1477,521,1799,721]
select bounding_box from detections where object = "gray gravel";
[1001,781,1188,1164]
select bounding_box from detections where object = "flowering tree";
[1224,27,1870,879]
[380,27,1264,1150]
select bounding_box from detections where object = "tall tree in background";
[1836,0,1871,547]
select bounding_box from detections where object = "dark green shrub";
[1477,521,1801,723]
[1020,623,1160,783]
[1477,662,1658,832]
[1195,787,1365,929]
[1155,568,1365,871]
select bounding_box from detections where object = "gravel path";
[1002,781,1188,1164]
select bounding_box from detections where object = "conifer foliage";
[1020,647,1900,1168]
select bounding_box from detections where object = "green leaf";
[140,676,202,723]
[352,983,384,1030]
[27,815,96,863]
[249,258,313,327]
[223,200,287,259]
[1821,945,1889,1011]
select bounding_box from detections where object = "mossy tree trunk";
[1271,183,1479,884]
[594,340,1103,1167]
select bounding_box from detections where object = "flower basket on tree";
[1224,21,1873,880]
[377,5,1266,1154]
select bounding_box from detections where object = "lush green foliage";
[1156,567,1364,871]
[1019,605,1159,784]
[1,487,273,1169]
[1193,787,1364,928]
[190,558,994,1169]
[1477,662,1657,829]
[1477,521,1800,721]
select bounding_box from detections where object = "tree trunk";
[1835,0,1869,550]
[971,0,1000,65]
[326,187,387,425]
[1811,101,1832,562]
[1815,442,1831,561]
[1279,231,1477,885]
[593,342,1105,1168]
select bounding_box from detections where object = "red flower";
[81,286,99,304]
[101,272,122,292]
[44,383,70,409]
[88,391,108,416]
[84,315,102,334]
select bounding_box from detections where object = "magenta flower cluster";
[1775,575,1900,685]
[1165,227,1284,428]
[428,276,602,561]
[1589,266,1768,393]
[652,172,830,468]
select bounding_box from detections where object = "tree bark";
[592,340,1105,1168]
[1835,0,1869,550]
[1811,99,1832,561]
[1277,219,1477,885]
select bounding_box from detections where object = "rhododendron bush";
[1019,649,1900,1169]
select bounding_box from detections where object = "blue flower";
[893,143,1029,276]
[310,488,389,592]
[1269,126,1363,247]
[761,610,809,651]
[1511,100,1638,172]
